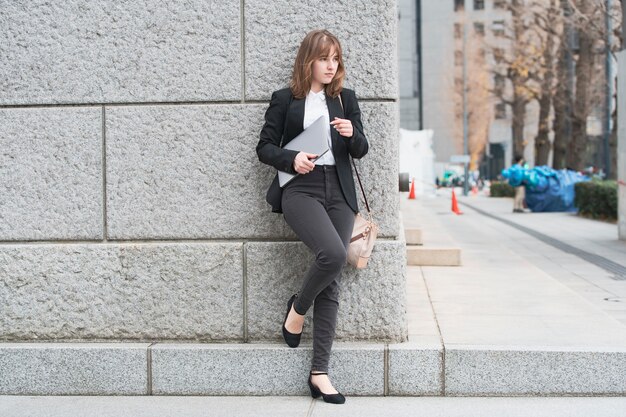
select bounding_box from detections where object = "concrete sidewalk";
[454,191,626,326]
[403,191,626,345]
[2,395,626,417]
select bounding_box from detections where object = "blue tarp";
[501,165,589,212]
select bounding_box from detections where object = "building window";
[474,0,485,10]
[454,0,464,11]
[493,48,505,63]
[474,22,485,36]
[492,20,506,37]
[455,50,464,66]
[495,102,506,119]
[494,0,507,9]
[454,23,462,39]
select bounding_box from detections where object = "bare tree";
[513,0,622,171]
[530,0,561,166]
[446,12,493,172]
[567,0,596,171]
[469,0,621,171]
[465,48,493,171]
[552,0,574,169]
[482,0,543,164]
[565,0,622,173]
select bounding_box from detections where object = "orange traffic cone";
[408,178,416,199]
[451,189,463,215]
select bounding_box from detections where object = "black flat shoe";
[308,372,346,404]
[282,294,302,348]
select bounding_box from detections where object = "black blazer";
[256,87,369,214]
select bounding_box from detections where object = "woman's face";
[311,46,339,89]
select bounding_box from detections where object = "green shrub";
[490,181,515,197]
[574,180,617,221]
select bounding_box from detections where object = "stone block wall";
[0,0,406,342]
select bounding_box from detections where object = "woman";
[255,29,368,404]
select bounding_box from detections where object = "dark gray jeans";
[281,164,355,372]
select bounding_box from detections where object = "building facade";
[398,0,422,130]
[420,0,540,177]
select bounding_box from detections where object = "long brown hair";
[289,29,345,99]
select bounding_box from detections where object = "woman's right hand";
[293,151,317,174]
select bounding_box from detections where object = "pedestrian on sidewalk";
[513,154,526,213]
[255,29,369,404]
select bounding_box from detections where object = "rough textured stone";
[151,342,383,395]
[351,101,400,239]
[0,1,241,104]
[618,51,626,241]
[0,243,243,341]
[107,102,399,239]
[244,0,398,100]
[388,342,443,395]
[246,240,407,342]
[445,346,626,395]
[328,343,385,395]
[0,343,148,395]
[106,104,292,239]
[152,344,309,395]
[0,107,103,240]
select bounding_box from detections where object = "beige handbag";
[337,92,378,268]
[347,156,378,268]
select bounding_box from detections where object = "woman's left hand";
[330,117,353,138]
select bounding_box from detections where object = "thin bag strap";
[351,158,371,214]
[338,93,371,214]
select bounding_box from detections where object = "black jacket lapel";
[327,94,344,152]
[286,97,305,141]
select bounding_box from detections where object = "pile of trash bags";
[501,165,589,212]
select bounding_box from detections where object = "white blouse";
[303,89,336,166]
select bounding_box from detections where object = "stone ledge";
[2,342,624,396]
[0,341,442,396]
[388,341,443,395]
[405,229,423,245]
[152,342,385,395]
[445,345,626,396]
[406,247,462,266]
[0,343,149,395]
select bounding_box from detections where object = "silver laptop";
[278,116,330,187]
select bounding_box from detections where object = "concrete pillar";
[0,0,406,342]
